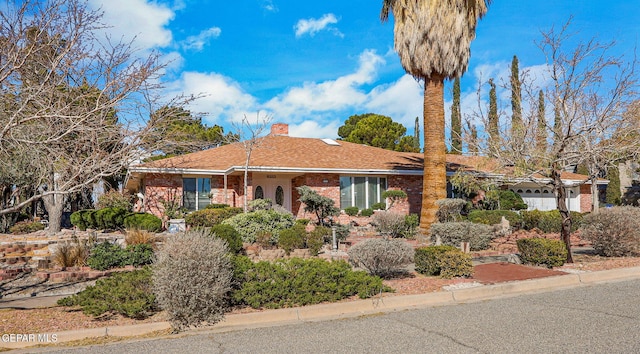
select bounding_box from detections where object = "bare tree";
[0,0,193,232]
[225,113,272,212]
[478,20,638,262]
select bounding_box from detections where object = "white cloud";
[366,75,423,126]
[262,0,278,12]
[289,120,341,139]
[264,50,384,119]
[89,0,174,50]
[165,72,257,125]
[294,13,343,38]
[182,27,222,51]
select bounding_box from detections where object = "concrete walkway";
[2,266,640,350]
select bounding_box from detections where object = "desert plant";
[516,238,567,268]
[9,220,45,234]
[153,229,233,332]
[184,207,243,227]
[277,224,306,255]
[429,222,495,251]
[296,186,339,226]
[96,190,133,211]
[435,198,468,222]
[371,211,408,238]
[347,238,414,278]
[232,257,389,309]
[125,244,155,267]
[580,206,640,256]
[344,206,359,216]
[125,229,157,246]
[401,214,420,239]
[123,213,163,232]
[360,208,374,217]
[468,210,523,229]
[208,224,243,254]
[414,245,472,278]
[222,209,295,244]
[86,241,127,270]
[305,227,325,256]
[57,267,156,319]
[52,239,91,268]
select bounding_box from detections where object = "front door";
[253,176,291,211]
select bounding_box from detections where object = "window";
[340,176,387,209]
[254,186,264,200]
[183,177,211,211]
[275,186,284,206]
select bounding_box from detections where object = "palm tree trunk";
[420,74,447,234]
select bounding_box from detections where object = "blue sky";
[90,0,639,141]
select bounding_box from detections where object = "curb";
[3,266,640,350]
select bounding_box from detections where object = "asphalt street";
[29,278,640,353]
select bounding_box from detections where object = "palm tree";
[381,0,490,233]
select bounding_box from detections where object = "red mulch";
[471,262,568,284]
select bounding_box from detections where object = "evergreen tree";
[605,166,621,205]
[413,116,420,151]
[467,122,478,155]
[510,55,524,150]
[487,78,499,157]
[451,77,462,154]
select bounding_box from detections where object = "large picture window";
[183,177,211,211]
[340,176,386,210]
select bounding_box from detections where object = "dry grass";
[125,229,157,246]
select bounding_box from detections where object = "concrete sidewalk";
[2,266,640,350]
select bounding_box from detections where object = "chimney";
[270,123,288,136]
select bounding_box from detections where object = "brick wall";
[388,175,422,215]
[143,174,183,219]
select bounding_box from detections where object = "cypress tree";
[467,122,478,155]
[451,77,462,154]
[605,166,621,205]
[488,78,499,156]
[413,116,420,151]
[510,55,523,152]
[536,90,547,153]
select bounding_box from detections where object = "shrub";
[248,198,272,211]
[382,190,407,209]
[277,224,306,255]
[305,227,325,256]
[208,224,243,254]
[123,213,163,232]
[333,223,351,241]
[429,222,495,251]
[497,190,527,210]
[153,229,232,331]
[125,229,157,246]
[206,203,230,209]
[81,210,99,229]
[52,239,91,268]
[86,242,126,270]
[415,246,473,278]
[57,267,156,319]
[371,211,408,238]
[94,207,128,230]
[401,214,420,239]
[468,210,523,229]
[372,202,386,210]
[184,207,243,227]
[295,218,310,227]
[70,210,88,231]
[516,238,567,268]
[360,208,374,217]
[232,257,389,309]
[9,220,45,234]
[296,186,339,226]
[521,210,583,233]
[96,190,133,211]
[347,238,414,278]
[436,198,468,222]
[580,206,640,256]
[222,209,295,244]
[344,206,359,216]
[125,244,155,267]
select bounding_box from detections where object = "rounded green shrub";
[344,206,359,216]
[222,209,295,244]
[429,222,495,251]
[415,245,473,278]
[205,203,231,209]
[277,225,306,255]
[497,190,528,210]
[372,202,386,211]
[81,210,99,229]
[125,243,155,267]
[517,237,567,268]
[522,210,583,233]
[124,213,162,232]
[360,208,374,217]
[87,242,126,270]
[208,224,243,254]
[70,210,88,231]
[468,210,523,229]
[185,207,243,227]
